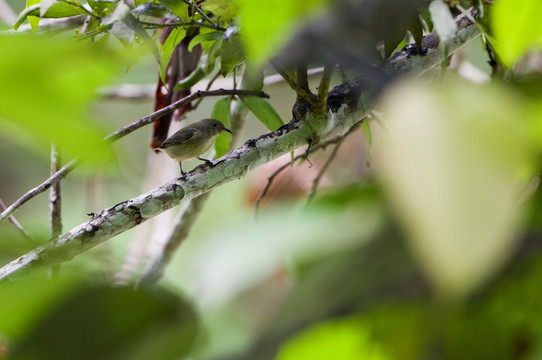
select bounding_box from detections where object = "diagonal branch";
[0,89,269,225]
[0,9,480,282]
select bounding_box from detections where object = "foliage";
[1,0,542,359]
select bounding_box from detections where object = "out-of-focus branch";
[0,160,78,224]
[0,0,16,26]
[49,144,62,238]
[0,197,35,244]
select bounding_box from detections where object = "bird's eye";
[213,124,217,127]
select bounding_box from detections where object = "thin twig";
[0,197,36,244]
[181,0,219,28]
[254,121,362,218]
[306,142,341,203]
[192,70,222,109]
[104,89,269,143]
[271,60,317,106]
[141,20,225,31]
[0,160,78,224]
[49,143,62,238]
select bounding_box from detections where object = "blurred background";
[2,0,542,359]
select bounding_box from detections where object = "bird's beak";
[223,126,232,134]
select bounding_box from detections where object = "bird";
[159,118,232,175]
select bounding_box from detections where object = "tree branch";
[0,9,480,281]
[104,89,269,143]
[271,61,317,106]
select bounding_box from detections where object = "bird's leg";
[198,157,214,166]
[179,162,186,175]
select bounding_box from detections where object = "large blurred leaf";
[376,78,534,299]
[0,34,124,165]
[212,98,232,157]
[158,0,188,21]
[9,283,199,360]
[492,0,542,68]
[241,96,283,131]
[278,317,390,360]
[236,0,329,63]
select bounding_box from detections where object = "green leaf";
[87,0,119,16]
[278,317,390,360]
[491,0,542,67]
[236,0,328,63]
[160,27,187,84]
[220,34,244,75]
[212,98,232,157]
[377,78,533,299]
[188,30,223,52]
[26,0,40,32]
[9,284,199,360]
[132,2,178,20]
[201,0,237,23]
[158,0,189,21]
[0,34,125,166]
[241,96,283,131]
[15,2,87,30]
[104,1,160,61]
[429,0,457,43]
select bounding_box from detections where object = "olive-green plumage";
[159,118,232,175]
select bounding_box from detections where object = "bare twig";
[104,89,269,143]
[181,0,220,28]
[306,142,341,203]
[271,61,317,106]
[0,197,36,244]
[192,70,222,109]
[255,122,362,217]
[141,20,225,31]
[0,160,78,224]
[49,144,62,238]
[137,192,210,285]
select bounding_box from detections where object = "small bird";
[159,118,232,175]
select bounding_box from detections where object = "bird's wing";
[160,128,197,148]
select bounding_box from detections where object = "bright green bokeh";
[492,0,542,67]
[0,34,127,167]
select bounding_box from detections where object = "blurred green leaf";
[278,317,390,360]
[492,0,542,68]
[158,0,188,21]
[220,35,244,75]
[25,0,40,32]
[236,0,329,63]
[0,275,79,338]
[212,98,232,157]
[132,2,178,19]
[201,0,236,23]
[377,78,534,299]
[88,0,119,16]
[9,284,199,360]
[0,34,125,165]
[188,30,223,52]
[160,27,187,84]
[104,1,159,60]
[15,1,87,30]
[241,96,283,131]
